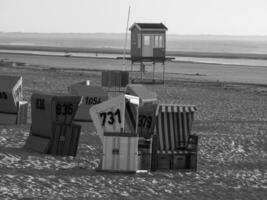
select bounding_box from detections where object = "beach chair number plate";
[100,109,121,126]
[85,97,102,105]
[36,98,45,110]
[0,92,8,100]
[138,115,152,129]
[56,103,74,115]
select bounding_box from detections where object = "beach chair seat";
[153,104,198,171]
[25,123,81,156]
[0,75,28,125]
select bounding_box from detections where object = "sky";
[1,0,267,35]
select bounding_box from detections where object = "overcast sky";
[1,0,267,35]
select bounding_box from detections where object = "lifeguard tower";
[129,23,168,84]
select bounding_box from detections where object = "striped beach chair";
[152,104,198,171]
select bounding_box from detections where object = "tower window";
[154,35,164,48]
[144,35,150,46]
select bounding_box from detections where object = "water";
[173,56,267,67]
[0,33,267,66]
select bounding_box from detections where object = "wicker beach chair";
[24,93,82,156]
[151,104,198,171]
[0,75,28,125]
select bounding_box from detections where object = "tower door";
[142,35,153,57]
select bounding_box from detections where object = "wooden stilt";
[163,62,165,84]
[130,62,133,83]
[140,62,143,81]
[153,62,155,82]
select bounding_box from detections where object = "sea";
[0,33,267,67]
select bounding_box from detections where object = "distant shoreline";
[1,44,267,60]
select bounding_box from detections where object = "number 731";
[99,109,121,126]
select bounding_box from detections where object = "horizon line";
[0,31,267,37]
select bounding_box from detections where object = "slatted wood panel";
[102,133,138,172]
[101,71,129,87]
[49,123,81,156]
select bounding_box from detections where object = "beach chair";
[0,75,28,125]
[152,104,198,171]
[24,93,82,156]
[90,94,141,173]
[68,80,108,123]
[125,84,158,138]
[125,84,158,171]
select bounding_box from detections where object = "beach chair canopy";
[31,92,82,138]
[0,75,22,113]
[125,84,158,138]
[90,94,140,142]
[156,104,197,151]
[125,84,157,104]
[68,83,108,122]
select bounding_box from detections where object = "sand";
[1,52,267,85]
[0,57,266,199]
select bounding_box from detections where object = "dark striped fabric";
[124,100,138,133]
[156,104,196,151]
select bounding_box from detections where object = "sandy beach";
[1,52,267,85]
[0,54,266,199]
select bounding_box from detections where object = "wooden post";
[140,62,143,81]
[130,62,133,83]
[163,62,165,84]
[153,62,155,82]
[123,6,131,67]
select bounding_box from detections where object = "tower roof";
[129,23,167,31]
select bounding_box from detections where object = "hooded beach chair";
[24,92,82,156]
[68,80,108,123]
[152,104,198,171]
[125,84,158,138]
[90,94,141,173]
[0,75,28,124]
[125,84,158,170]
